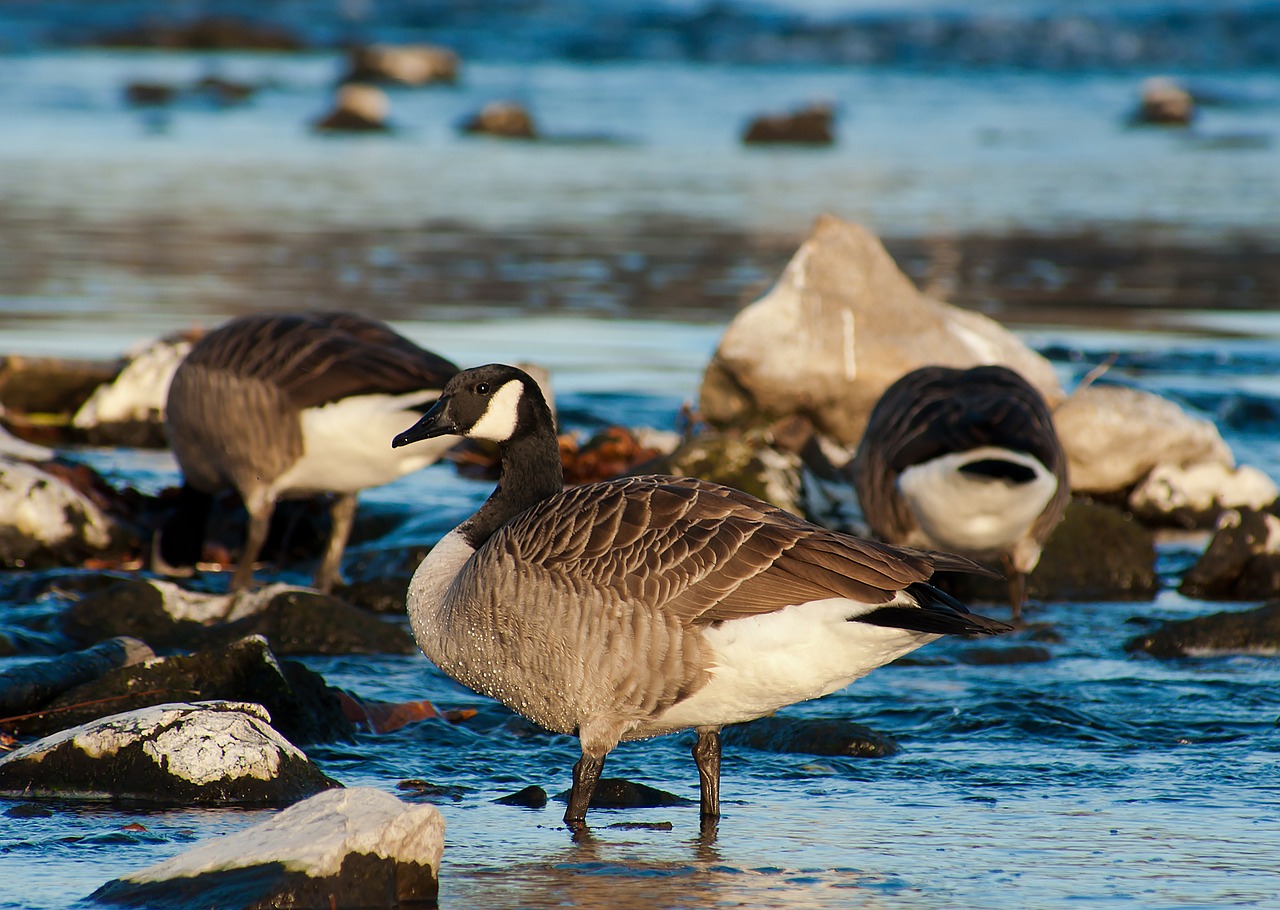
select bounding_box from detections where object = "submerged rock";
[722,715,899,758]
[699,215,1062,449]
[554,778,693,809]
[62,579,415,655]
[93,787,443,908]
[1179,508,1280,600]
[460,101,537,139]
[7,635,353,745]
[742,103,835,145]
[1125,602,1280,658]
[0,701,338,805]
[313,84,392,133]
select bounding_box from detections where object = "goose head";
[393,363,547,448]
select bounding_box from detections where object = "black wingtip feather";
[853,582,1013,636]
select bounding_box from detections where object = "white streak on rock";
[73,338,191,428]
[0,457,114,550]
[151,580,304,624]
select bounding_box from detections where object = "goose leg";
[315,492,357,593]
[565,751,606,831]
[692,727,722,820]
[1004,556,1027,625]
[232,497,275,592]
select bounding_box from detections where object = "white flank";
[125,787,445,882]
[467,379,524,443]
[653,594,937,731]
[897,446,1057,554]
[274,390,450,495]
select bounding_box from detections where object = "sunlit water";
[2,6,1280,907]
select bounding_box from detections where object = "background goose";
[851,364,1069,622]
[393,363,1010,832]
[159,311,458,592]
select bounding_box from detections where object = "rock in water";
[1125,602,1280,658]
[0,701,338,805]
[0,636,153,719]
[1179,508,1280,600]
[92,787,443,908]
[0,456,118,566]
[699,214,1062,448]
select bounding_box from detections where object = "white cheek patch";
[467,380,524,442]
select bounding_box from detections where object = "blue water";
[2,1,1280,907]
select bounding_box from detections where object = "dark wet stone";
[62,579,415,655]
[555,778,693,809]
[0,701,339,805]
[336,577,411,615]
[93,16,304,51]
[722,715,899,758]
[948,498,1158,604]
[0,636,152,719]
[742,103,835,145]
[6,635,353,745]
[397,779,468,802]
[5,802,54,818]
[494,785,548,808]
[1179,508,1280,601]
[460,101,537,139]
[1124,602,1280,659]
[957,644,1054,666]
[92,788,441,909]
[123,82,176,107]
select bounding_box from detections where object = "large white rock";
[1053,384,1234,494]
[95,788,444,908]
[0,701,336,804]
[0,456,116,562]
[72,335,191,429]
[699,214,1063,447]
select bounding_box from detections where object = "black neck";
[460,412,564,549]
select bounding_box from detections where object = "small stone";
[554,778,693,809]
[313,84,391,133]
[460,101,537,139]
[494,785,548,808]
[742,103,835,145]
[1179,508,1280,600]
[722,715,899,758]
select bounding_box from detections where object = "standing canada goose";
[393,363,1011,832]
[159,311,458,593]
[851,365,1069,622]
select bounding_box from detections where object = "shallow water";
[2,3,1280,907]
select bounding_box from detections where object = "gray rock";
[62,579,415,655]
[1125,602,1280,658]
[0,701,338,805]
[6,635,353,745]
[93,787,443,908]
[0,635,152,718]
[699,215,1062,449]
[722,715,899,758]
[1179,508,1280,600]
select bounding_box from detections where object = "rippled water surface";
[2,2,1280,906]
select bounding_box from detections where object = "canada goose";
[159,311,458,593]
[851,365,1069,622]
[393,363,1010,831]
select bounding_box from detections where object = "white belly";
[896,446,1058,555]
[650,596,937,732]
[273,390,452,495]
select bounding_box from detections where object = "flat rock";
[699,215,1062,448]
[1179,508,1280,600]
[0,701,338,805]
[6,635,353,745]
[1125,602,1280,658]
[722,715,899,758]
[93,787,443,909]
[62,579,415,655]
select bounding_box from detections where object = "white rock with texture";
[699,214,1063,447]
[72,336,191,429]
[1129,462,1278,517]
[0,456,115,555]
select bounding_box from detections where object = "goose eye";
[476,382,490,395]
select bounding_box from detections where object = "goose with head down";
[851,364,1069,622]
[394,363,1011,832]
